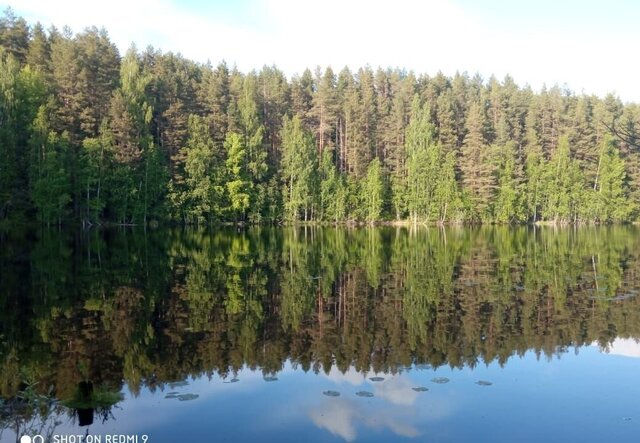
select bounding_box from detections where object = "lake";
[1,226,640,443]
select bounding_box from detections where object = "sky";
[4,0,640,102]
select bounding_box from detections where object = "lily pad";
[177,394,199,401]
[476,380,493,386]
[412,387,429,392]
[323,390,340,397]
[431,377,450,384]
[263,376,279,382]
[369,377,385,382]
[167,391,179,395]
[164,394,179,399]
[169,381,189,388]
[224,378,239,384]
[355,391,374,397]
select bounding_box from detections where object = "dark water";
[1,226,640,443]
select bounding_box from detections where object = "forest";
[1,8,640,226]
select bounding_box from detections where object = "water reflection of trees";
[2,226,640,405]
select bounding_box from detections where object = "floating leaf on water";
[169,381,189,388]
[164,394,179,399]
[224,378,239,384]
[369,377,385,382]
[412,387,429,392]
[475,380,493,386]
[177,394,199,401]
[431,377,450,384]
[167,392,179,395]
[263,376,278,382]
[355,391,374,397]
[323,390,340,397]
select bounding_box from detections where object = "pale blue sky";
[5,0,640,101]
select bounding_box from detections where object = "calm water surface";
[1,226,640,442]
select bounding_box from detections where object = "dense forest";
[1,9,640,226]
[2,226,640,429]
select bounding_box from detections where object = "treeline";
[1,9,640,225]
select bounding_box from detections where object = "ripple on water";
[431,377,450,384]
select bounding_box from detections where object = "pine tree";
[0,8,29,64]
[541,135,584,223]
[224,132,251,221]
[362,158,384,223]
[319,151,347,223]
[280,116,317,221]
[405,96,441,223]
[30,108,71,225]
[311,67,337,156]
[109,47,166,223]
[79,121,113,222]
[175,115,224,223]
[26,22,52,81]
[290,68,313,127]
[592,136,633,222]
[493,142,523,223]
[238,73,269,221]
[459,100,496,221]
[434,151,461,223]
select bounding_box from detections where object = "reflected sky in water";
[4,346,640,443]
[3,226,640,442]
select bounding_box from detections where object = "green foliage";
[171,114,225,224]
[589,136,634,222]
[0,9,639,226]
[405,97,460,223]
[225,132,251,220]
[31,131,71,225]
[541,136,584,223]
[280,115,317,221]
[524,148,545,222]
[79,121,113,223]
[362,158,384,222]
[319,151,348,222]
[493,142,524,223]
